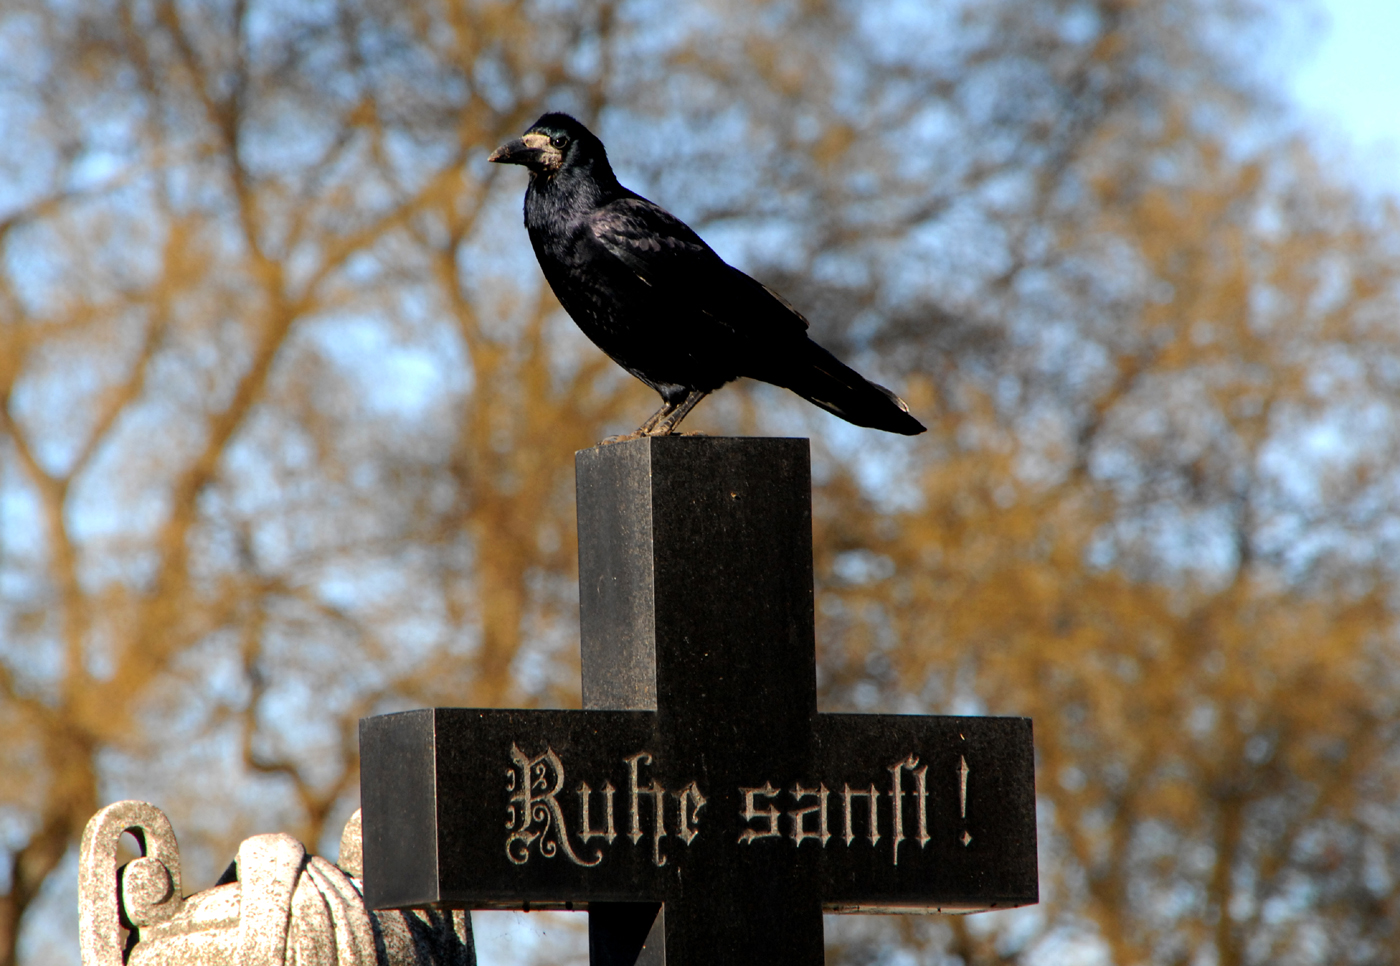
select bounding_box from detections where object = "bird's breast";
[521,193,746,393]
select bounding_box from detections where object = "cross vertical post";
[577,437,823,965]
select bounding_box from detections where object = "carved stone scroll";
[78,801,474,966]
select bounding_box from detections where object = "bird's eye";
[550,135,569,149]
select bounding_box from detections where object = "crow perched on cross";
[490,113,926,439]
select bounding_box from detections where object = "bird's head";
[488,113,611,184]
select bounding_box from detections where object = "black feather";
[491,113,926,438]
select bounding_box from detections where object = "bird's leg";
[603,400,676,443]
[649,389,709,436]
[636,399,677,436]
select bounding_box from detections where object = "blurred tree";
[0,2,641,959]
[0,0,1396,965]
[816,39,1400,966]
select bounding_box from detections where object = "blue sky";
[1290,0,1400,190]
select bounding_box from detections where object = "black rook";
[360,437,1037,966]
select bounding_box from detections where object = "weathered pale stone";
[338,811,362,879]
[79,801,474,966]
[81,801,184,966]
[123,857,175,924]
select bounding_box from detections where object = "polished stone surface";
[360,437,1037,965]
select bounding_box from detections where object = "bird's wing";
[588,196,809,333]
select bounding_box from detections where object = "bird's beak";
[489,132,552,166]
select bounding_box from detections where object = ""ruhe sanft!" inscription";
[505,744,974,867]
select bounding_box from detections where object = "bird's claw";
[599,429,708,445]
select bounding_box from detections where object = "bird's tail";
[769,339,926,435]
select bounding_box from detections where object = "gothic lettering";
[626,751,669,866]
[960,755,971,846]
[842,783,881,847]
[577,781,617,845]
[649,782,668,866]
[738,783,781,844]
[505,745,960,866]
[676,781,706,845]
[888,756,918,865]
[787,783,829,847]
[625,752,651,845]
[505,744,602,867]
[913,763,930,848]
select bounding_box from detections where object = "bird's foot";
[600,431,645,445]
[599,427,707,445]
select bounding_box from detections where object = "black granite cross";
[360,437,1036,965]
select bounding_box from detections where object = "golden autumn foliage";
[816,114,1400,964]
[0,1,1397,964]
